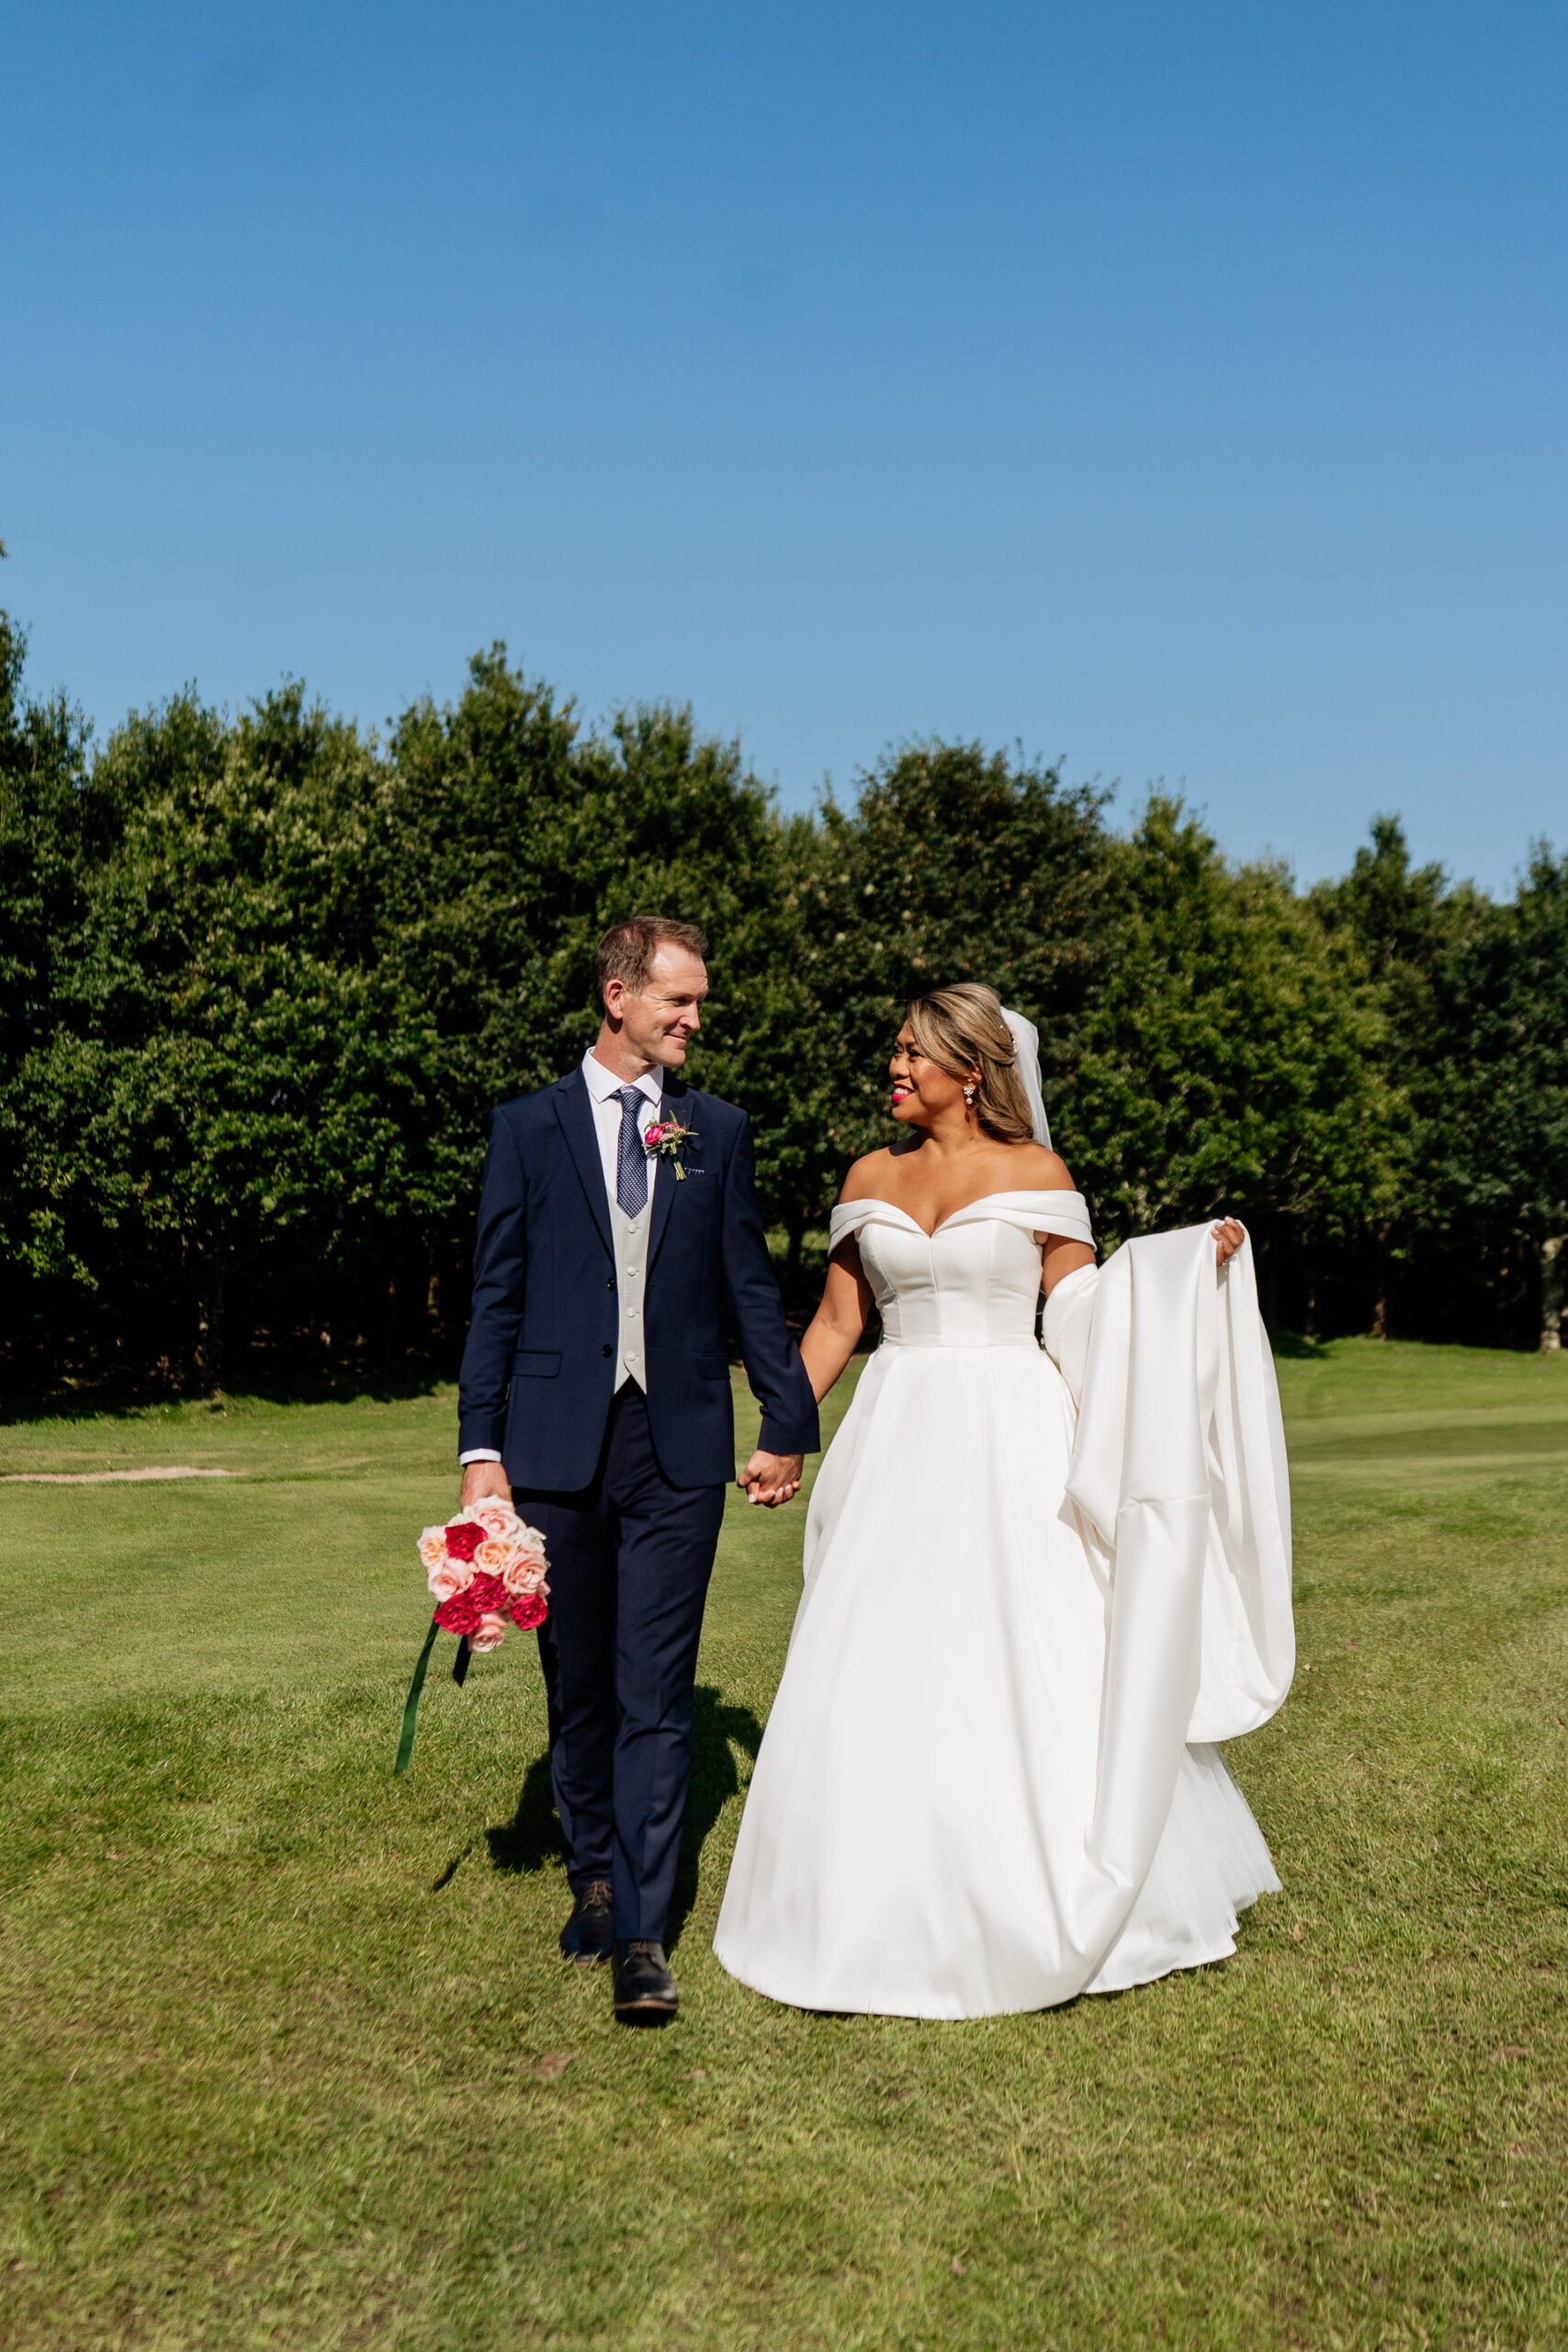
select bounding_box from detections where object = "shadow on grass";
[667,1687,764,1950]
[485,1749,570,1878]
[1269,1329,1334,1361]
[482,1683,764,1952]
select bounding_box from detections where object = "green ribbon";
[393,1616,441,1775]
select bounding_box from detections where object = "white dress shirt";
[458,1050,663,1464]
[579,1047,664,1205]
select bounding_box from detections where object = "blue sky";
[5,1,1564,891]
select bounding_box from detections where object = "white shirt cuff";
[457,1448,504,1464]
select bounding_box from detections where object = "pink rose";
[474,1536,511,1575]
[469,1612,509,1653]
[427,1557,475,1604]
[502,1553,547,1599]
[466,1498,519,1542]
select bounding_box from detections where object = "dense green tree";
[1068,798,1395,1298]
[379,648,809,1285]
[3,608,1562,1393]
[0,614,104,1297]
[6,682,437,1379]
[375,645,583,1284]
[1312,817,1568,1345]
[1425,851,1568,1348]
[1310,816,1455,1084]
[784,741,1112,1239]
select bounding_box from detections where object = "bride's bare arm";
[1030,1151,1094,1295]
[1041,1232,1096,1295]
[799,1239,875,1403]
[1038,1216,1247,1296]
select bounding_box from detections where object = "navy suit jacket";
[457,1066,820,1490]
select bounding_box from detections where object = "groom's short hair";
[593,917,709,1007]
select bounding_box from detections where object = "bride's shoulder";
[838,1148,899,1204]
[1004,1142,1078,1193]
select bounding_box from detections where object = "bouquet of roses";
[394,1498,550,1773]
[421,1497,550,1648]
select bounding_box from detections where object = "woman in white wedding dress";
[713,984,1292,2019]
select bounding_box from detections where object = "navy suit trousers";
[518,1386,726,1943]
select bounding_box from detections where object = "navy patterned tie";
[615,1087,649,1216]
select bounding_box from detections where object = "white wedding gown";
[713,1191,1292,2019]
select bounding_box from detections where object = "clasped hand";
[739,1450,803,1508]
[1213,1218,1246,1266]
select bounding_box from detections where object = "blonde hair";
[905,983,1035,1145]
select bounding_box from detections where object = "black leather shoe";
[559,1881,614,1964]
[613,1939,679,2023]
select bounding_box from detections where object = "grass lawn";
[2,1338,1565,2349]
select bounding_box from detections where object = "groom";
[457,917,818,2023]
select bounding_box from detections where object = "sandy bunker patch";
[0,1466,240,1485]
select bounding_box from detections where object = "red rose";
[509,1591,548,1632]
[444,1521,486,1563]
[434,1587,484,1635]
[434,1569,513,1639]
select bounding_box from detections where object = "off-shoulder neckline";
[831,1188,1086,1241]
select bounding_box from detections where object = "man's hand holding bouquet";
[394,1497,550,1772]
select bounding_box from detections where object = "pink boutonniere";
[644,1115,699,1180]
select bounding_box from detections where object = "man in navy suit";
[457,916,819,2022]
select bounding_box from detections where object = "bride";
[713,983,1293,2019]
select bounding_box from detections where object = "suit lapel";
[646,1079,690,1276]
[554,1069,614,1261]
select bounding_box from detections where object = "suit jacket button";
[606,1276,615,1290]
[601,1343,613,1357]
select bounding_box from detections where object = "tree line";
[2,613,1564,1405]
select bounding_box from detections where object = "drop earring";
[964,1085,976,1105]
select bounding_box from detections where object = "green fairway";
[2,1338,1565,2350]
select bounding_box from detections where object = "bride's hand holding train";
[1213,1217,1246,1265]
